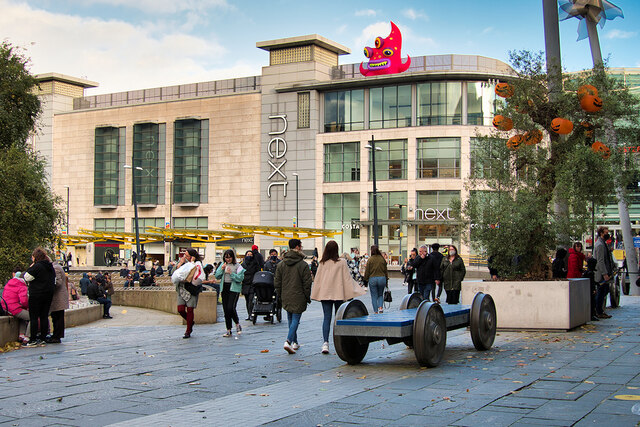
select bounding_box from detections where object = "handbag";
[70,287,79,301]
[383,286,392,303]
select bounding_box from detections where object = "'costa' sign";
[267,114,288,198]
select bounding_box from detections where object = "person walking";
[264,249,281,274]
[171,248,205,338]
[215,249,245,337]
[48,262,69,343]
[23,248,56,346]
[241,250,261,320]
[594,226,614,319]
[440,245,466,304]
[401,248,417,294]
[275,239,312,354]
[567,242,586,279]
[363,245,388,314]
[311,241,365,354]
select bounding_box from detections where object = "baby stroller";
[251,271,282,324]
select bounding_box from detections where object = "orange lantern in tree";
[591,141,611,159]
[580,94,603,113]
[523,129,543,145]
[495,83,514,98]
[492,115,513,131]
[577,84,598,99]
[550,117,574,135]
[580,121,595,138]
[506,134,524,150]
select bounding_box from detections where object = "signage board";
[273,240,289,246]
[633,236,640,248]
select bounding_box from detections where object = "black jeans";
[29,293,53,340]
[222,283,240,330]
[596,282,609,314]
[95,297,112,316]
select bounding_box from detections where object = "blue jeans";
[418,283,433,301]
[286,311,301,344]
[321,300,343,342]
[369,276,386,312]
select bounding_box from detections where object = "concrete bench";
[333,292,496,367]
[0,304,103,347]
[461,279,590,330]
[111,287,217,323]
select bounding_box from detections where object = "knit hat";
[252,245,258,251]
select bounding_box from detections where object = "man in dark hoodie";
[23,247,56,346]
[274,239,312,355]
[79,272,91,295]
[251,245,265,270]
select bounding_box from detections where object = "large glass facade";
[137,217,165,232]
[369,85,411,129]
[324,193,360,253]
[417,82,462,125]
[467,82,498,126]
[94,127,122,206]
[173,217,208,229]
[324,89,365,132]
[368,191,408,263]
[94,218,125,232]
[133,123,165,205]
[324,142,360,182]
[174,119,207,204]
[417,137,461,178]
[368,139,407,181]
[416,191,460,246]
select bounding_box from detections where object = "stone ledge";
[0,304,103,346]
[461,279,591,330]
[111,288,217,323]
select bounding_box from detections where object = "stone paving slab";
[1,281,640,426]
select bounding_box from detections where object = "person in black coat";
[411,245,440,301]
[251,245,265,270]
[23,247,56,345]
[429,244,444,302]
[241,251,261,320]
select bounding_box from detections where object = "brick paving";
[1,279,640,426]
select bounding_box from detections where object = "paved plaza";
[1,279,640,426]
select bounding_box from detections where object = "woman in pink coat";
[311,240,365,355]
[2,268,30,343]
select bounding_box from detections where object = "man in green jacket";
[275,239,313,354]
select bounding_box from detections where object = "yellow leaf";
[356,375,367,379]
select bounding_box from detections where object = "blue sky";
[2,0,639,94]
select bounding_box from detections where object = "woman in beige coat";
[49,263,70,343]
[311,240,365,354]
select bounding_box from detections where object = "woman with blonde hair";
[312,241,365,354]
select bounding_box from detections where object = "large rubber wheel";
[413,301,447,367]
[610,277,621,308]
[334,300,369,365]
[400,293,424,347]
[470,292,497,351]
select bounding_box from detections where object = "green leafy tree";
[462,51,640,279]
[0,42,62,282]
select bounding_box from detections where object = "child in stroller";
[251,271,282,324]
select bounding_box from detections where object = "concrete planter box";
[112,288,217,324]
[461,279,590,330]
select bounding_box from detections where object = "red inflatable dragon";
[360,21,411,76]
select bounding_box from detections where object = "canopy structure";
[222,223,342,240]
[77,228,164,244]
[58,234,107,247]
[145,226,252,243]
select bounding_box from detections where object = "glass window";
[298,92,310,129]
[324,89,364,132]
[174,119,202,203]
[94,218,125,232]
[368,192,408,221]
[369,85,411,129]
[417,82,462,125]
[368,139,407,181]
[324,193,360,252]
[324,142,360,182]
[417,137,460,178]
[173,217,208,229]
[133,123,161,205]
[94,127,120,206]
[467,82,498,126]
[136,217,165,232]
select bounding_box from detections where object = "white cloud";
[355,9,376,17]
[354,22,392,50]
[82,0,230,14]
[402,8,428,21]
[0,0,257,94]
[481,26,494,35]
[604,29,636,40]
[354,22,436,57]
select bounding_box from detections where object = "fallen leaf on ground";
[260,349,269,353]
[188,382,201,385]
[356,375,367,379]
[260,393,269,396]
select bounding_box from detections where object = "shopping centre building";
[35,31,640,266]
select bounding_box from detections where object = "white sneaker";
[321,342,329,354]
[284,340,296,354]
[292,342,300,350]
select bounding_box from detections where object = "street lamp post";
[63,185,69,234]
[167,178,173,261]
[124,165,143,259]
[292,173,299,227]
[366,136,382,247]
[394,203,406,263]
